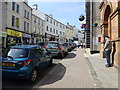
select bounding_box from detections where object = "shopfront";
[6,29,22,47]
[22,33,31,44]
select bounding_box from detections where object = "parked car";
[47,41,68,58]
[2,45,53,83]
[64,42,72,52]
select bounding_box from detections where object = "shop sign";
[7,29,22,37]
[22,33,31,38]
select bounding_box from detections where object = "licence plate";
[2,63,15,67]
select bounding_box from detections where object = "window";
[63,25,65,29]
[60,24,62,28]
[16,4,19,13]
[16,18,19,28]
[34,17,36,23]
[53,20,55,25]
[56,30,58,34]
[42,21,44,26]
[38,19,40,25]
[24,21,26,31]
[34,27,36,33]
[12,2,15,11]
[38,28,40,33]
[50,28,52,32]
[46,26,49,31]
[63,32,65,36]
[60,31,62,35]
[27,23,29,32]
[27,12,29,19]
[53,29,55,33]
[56,22,58,26]
[12,15,15,27]
[50,18,52,24]
[24,10,26,17]
[46,17,49,22]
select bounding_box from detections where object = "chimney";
[33,4,38,10]
[49,14,53,17]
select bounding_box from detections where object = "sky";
[28,2,86,30]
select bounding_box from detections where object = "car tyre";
[28,69,38,83]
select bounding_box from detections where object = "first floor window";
[46,26,49,31]
[12,15,15,27]
[16,18,19,28]
[24,21,26,31]
[27,23,29,32]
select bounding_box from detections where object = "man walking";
[104,36,112,67]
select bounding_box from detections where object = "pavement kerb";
[84,53,103,88]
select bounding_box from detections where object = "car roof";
[10,45,41,49]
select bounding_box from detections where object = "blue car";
[2,45,53,83]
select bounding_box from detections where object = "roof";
[10,45,41,49]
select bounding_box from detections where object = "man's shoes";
[106,64,111,67]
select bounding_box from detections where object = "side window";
[32,49,42,56]
[41,48,48,56]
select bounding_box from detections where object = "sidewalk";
[84,52,118,88]
[33,48,94,88]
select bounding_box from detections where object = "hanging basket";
[79,16,85,21]
[93,23,98,27]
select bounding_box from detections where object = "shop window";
[12,15,15,27]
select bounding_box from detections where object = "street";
[2,48,95,89]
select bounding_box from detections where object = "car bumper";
[2,67,32,79]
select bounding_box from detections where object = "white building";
[32,5,46,44]
[45,14,66,42]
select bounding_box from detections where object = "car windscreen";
[3,49,29,59]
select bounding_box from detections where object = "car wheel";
[28,69,38,83]
[48,58,53,66]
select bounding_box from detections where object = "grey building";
[0,1,7,48]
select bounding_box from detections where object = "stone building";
[99,1,120,67]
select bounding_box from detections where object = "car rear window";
[48,43,58,48]
[3,49,29,59]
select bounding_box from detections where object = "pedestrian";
[104,36,112,67]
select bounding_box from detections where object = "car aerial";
[46,41,68,58]
[2,45,53,83]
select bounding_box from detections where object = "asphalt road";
[2,56,63,89]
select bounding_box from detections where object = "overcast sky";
[28,2,86,30]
